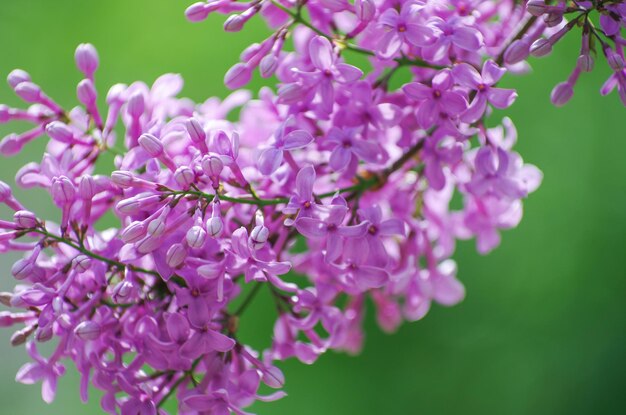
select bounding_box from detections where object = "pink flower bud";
[78,175,96,200]
[355,0,375,21]
[543,12,563,27]
[0,292,13,307]
[224,63,252,89]
[0,134,23,156]
[249,225,269,250]
[73,255,92,272]
[186,225,207,248]
[75,43,99,78]
[0,312,16,327]
[577,54,594,72]
[11,325,35,346]
[530,38,552,57]
[106,83,127,105]
[111,170,135,188]
[127,91,145,118]
[112,280,135,304]
[14,82,42,103]
[224,14,245,32]
[74,321,101,341]
[35,326,53,343]
[46,121,75,144]
[11,258,39,280]
[201,155,224,178]
[605,48,624,71]
[260,54,278,78]
[51,176,76,205]
[138,133,164,157]
[174,166,195,188]
[185,118,206,143]
[166,243,187,268]
[77,79,97,106]
[185,2,210,22]
[147,217,167,238]
[121,221,147,243]
[13,210,38,228]
[550,81,574,107]
[504,39,530,65]
[7,69,31,88]
[262,366,285,389]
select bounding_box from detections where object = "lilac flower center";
[323,69,333,78]
[477,83,487,91]
[327,223,338,232]
[342,140,352,148]
[433,90,442,99]
[303,201,312,209]
[368,225,378,235]
[398,24,407,33]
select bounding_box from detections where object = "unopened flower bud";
[550,81,574,107]
[207,214,223,238]
[260,54,278,78]
[504,39,530,65]
[185,118,206,143]
[111,170,135,188]
[13,210,38,228]
[46,121,75,144]
[530,38,552,57]
[75,43,99,78]
[201,155,223,178]
[35,326,53,343]
[224,14,246,32]
[543,12,563,27]
[14,82,42,103]
[185,2,210,22]
[139,133,164,157]
[51,176,76,205]
[147,217,167,238]
[0,312,16,327]
[166,243,187,268]
[577,54,594,72]
[77,79,97,106]
[0,292,13,307]
[11,258,36,280]
[11,325,35,346]
[186,225,207,248]
[224,63,252,89]
[112,280,134,304]
[73,255,92,272]
[605,48,624,71]
[106,83,127,105]
[174,166,195,188]
[78,175,96,200]
[355,0,375,21]
[74,321,101,341]
[7,69,31,88]
[127,91,145,118]
[0,180,12,202]
[121,221,147,243]
[262,366,285,389]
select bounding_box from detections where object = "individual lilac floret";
[258,118,314,175]
[453,60,518,123]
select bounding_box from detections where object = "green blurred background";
[0,1,625,414]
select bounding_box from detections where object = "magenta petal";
[329,146,352,170]
[283,130,314,150]
[325,233,343,262]
[488,88,517,109]
[378,8,399,28]
[309,36,334,70]
[452,26,482,51]
[41,375,58,404]
[188,298,210,328]
[474,147,497,175]
[184,395,216,411]
[258,147,284,175]
[352,139,383,164]
[425,160,446,190]
[402,82,431,100]
[379,218,406,236]
[205,329,235,352]
[338,221,368,238]
[357,266,388,290]
[295,217,327,238]
[319,79,335,113]
[461,94,488,124]
[335,63,363,83]
[166,313,190,343]
[296,165,315,200]
[377,31,402,60]
[481,60,506,85]
[452,63,482,89]
[442,91,468,115]
[404,23,433,46]
[432,275,465,306]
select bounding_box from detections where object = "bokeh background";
[0,1,625,414]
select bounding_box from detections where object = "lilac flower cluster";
[0,0,617,413]
[521,1,626,105]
